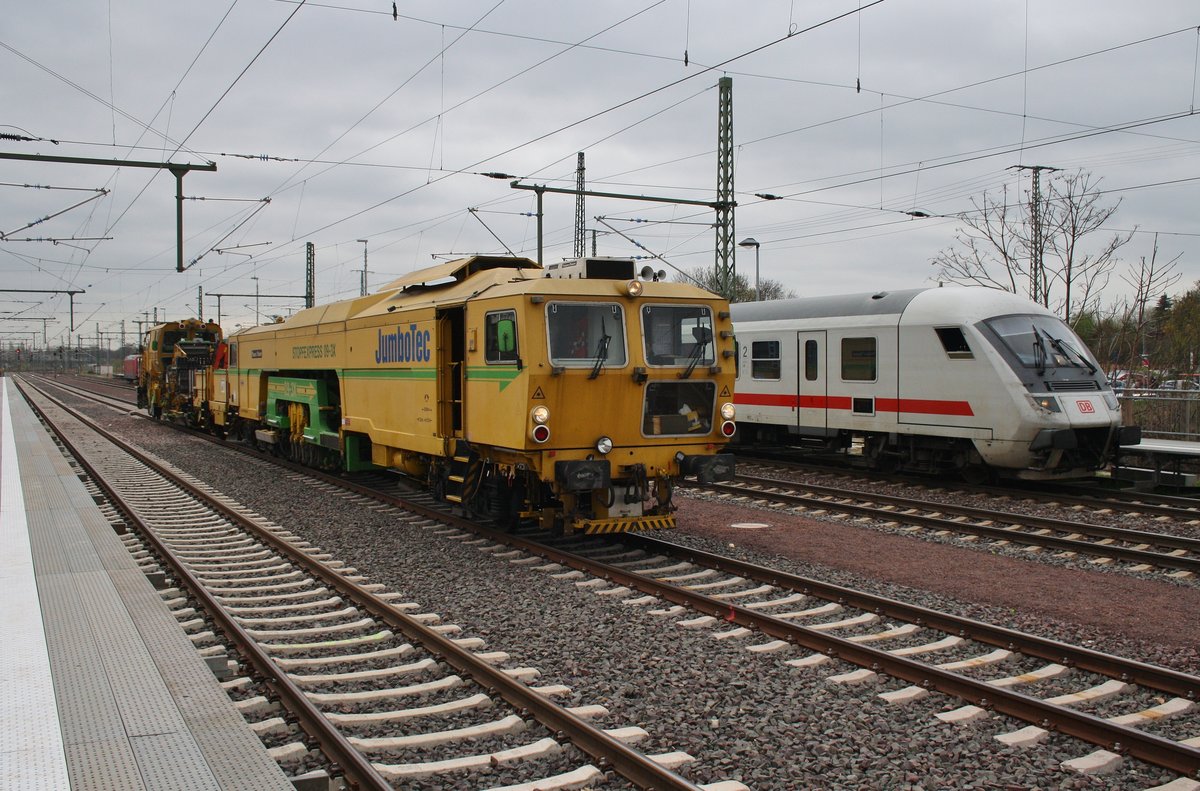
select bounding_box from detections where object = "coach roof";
[730,288,927,323]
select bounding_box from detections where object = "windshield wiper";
[680,326,712,379]
[1032,324,1047,375]
[1049,336,1097,374]
[588,317,611,380]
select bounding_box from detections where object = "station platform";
[0,378,294,790]
[1114,437,1200,488]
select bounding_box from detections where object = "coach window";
[485,310,519,364]
[228,343,238,369]
[935,327,973,359]
[804,339,819,381]
[841,337,876,381]
[547,302,627,367]
[751,340,781,380]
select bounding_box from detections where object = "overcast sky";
[2,0,1198,349]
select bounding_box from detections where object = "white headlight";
[596,436,613,455]
[1028,395,1061,414]
[531,405,550,424]
[720,402,736,420]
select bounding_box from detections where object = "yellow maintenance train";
[137,317,222,422]
[142,255,736,534]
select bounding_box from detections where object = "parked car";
[1159,379,1200,391]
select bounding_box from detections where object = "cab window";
[485,310,518,364]
[547,302,627,367]
[935,327,973,359]
[642,304,714,367]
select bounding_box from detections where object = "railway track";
[718,458,1200,578]
[736,452,1200,520]
[28,373,1200,785]
[694,473,1200,578]
[17,377,745,791]
[544,531,1200,779]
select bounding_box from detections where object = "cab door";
[796,331,827,431]
[436,306,465,438]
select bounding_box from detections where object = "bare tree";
[931,183,1027,294]
[1117,234,1182,370]
[678,267,796,302]
[1045,171,1133,323]
[932,170,1133,324]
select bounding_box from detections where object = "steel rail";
[736,452,1200,520]
[1039,482,1200,517]
[16,380,393,791]
[535,534,1200,777]
[706,477,1200,573]
[622,534,1200,698]
[730,472,1200,553]
[17,378,703,791]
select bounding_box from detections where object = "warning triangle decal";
[532,386,546,399]
[719,385,731,397]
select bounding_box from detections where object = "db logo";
[1077,400,1095,414]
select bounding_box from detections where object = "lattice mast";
[1013,164,1058,306]
[306,242,316,308]
[574,152,587,259]
[714,76,736,300]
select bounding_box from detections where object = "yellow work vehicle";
[205,255,736,534]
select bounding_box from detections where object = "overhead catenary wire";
[7,2,1197,333]
[287,1,888,246]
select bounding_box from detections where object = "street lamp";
[738,237,761,301]
[356,239,369,296]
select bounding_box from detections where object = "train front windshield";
[641,304,715,367]
[546,302,627,368]
[985,314,1100,373]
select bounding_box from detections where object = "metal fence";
[1121,390,1200,441]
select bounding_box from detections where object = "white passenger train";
[730,286,1140,480]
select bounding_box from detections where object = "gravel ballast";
[72,401,1200,789]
